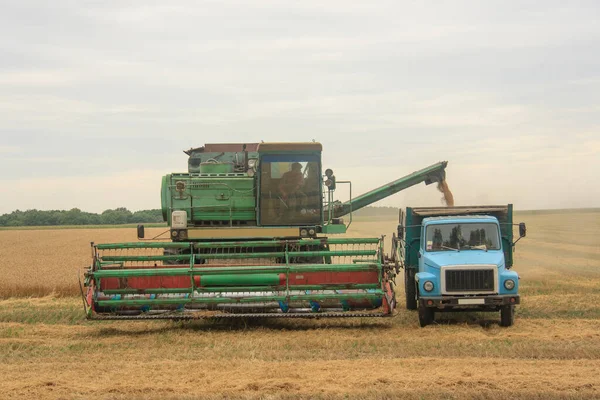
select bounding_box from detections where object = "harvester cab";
[82,142,449,320]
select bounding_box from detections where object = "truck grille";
[445,269,494,292]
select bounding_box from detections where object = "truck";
[82,142,449,320]
[398,205,526,327]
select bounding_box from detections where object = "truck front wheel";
[405,268,417,310]
[500,305,515,327]
[418,304,434,327]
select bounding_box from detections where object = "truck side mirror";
[397,224,404,239]
[519,222,526,238]
[137,224,145,239]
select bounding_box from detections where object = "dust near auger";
[437,180,455,206]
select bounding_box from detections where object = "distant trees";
[0,208,164,227]
[0,205,396,227]
[445,225,466,249]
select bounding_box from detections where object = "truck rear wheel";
[418,304,434,327]
[405,268,417,310]
[500,305,515,327]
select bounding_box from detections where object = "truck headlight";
[423,281,434,292]
[504,279,515,290]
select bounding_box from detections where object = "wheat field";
[0,210,599,399]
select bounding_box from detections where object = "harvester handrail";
[95,237,381,251]
[99,249,377,263]
[96,242,189,249]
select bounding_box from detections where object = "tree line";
[0,208,164,227]
[0,205,399,227]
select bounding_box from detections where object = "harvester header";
[82,141,449,320]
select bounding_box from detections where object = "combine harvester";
[82,142,448,320]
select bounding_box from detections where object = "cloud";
[0,169,164,213]
[0,145,20,154]
[0,1,599,212]
[0,70,74,86]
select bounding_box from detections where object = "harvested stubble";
[0,227,167,298]
[0,211,599,399]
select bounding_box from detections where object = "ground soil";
[0,210,599,399]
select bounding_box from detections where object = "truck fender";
[498,270,520,294]
[415,272,440,296]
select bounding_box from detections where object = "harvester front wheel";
[404,268,417,310]
[499,305,515,327]
[418,304,434,327]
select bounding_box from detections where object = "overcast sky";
[0,0,599,213]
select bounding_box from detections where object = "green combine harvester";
[82,142,448,319]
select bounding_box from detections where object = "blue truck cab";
[399,205,526,327]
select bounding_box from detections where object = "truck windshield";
[425,223,501,252]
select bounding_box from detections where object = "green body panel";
[403,205,514,270]
[200,274,281,287]
[162,173,256,225]
[322,224,347,234]
[199,163,235,174]
[97,242,190,250]
[161,175,169,221]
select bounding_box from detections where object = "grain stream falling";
[437,179,455,206]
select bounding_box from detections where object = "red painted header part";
[99,271,378,291]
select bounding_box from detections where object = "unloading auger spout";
[332,161,448,218]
